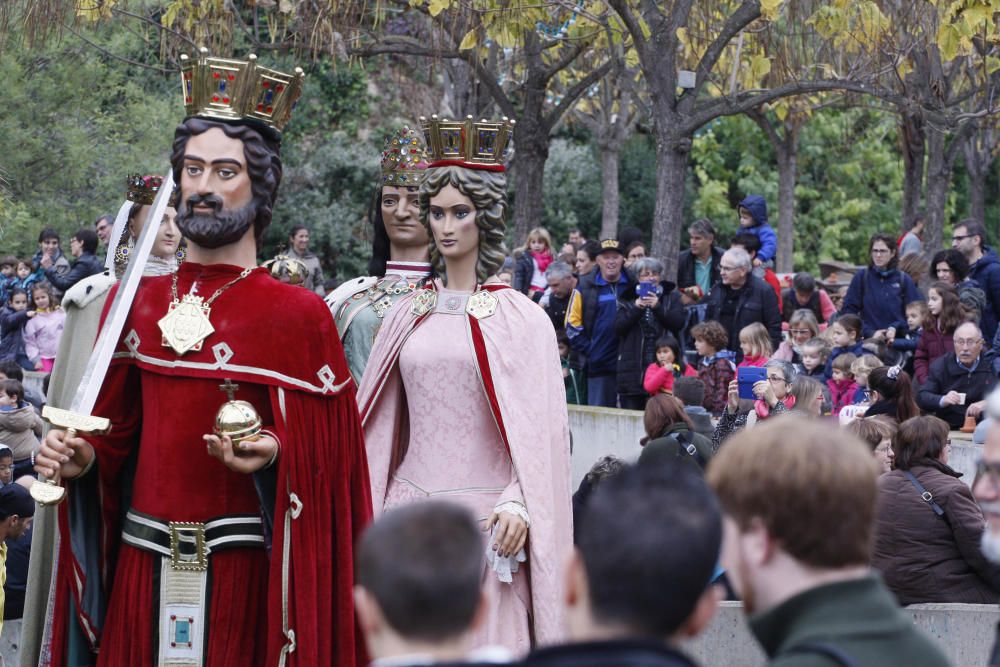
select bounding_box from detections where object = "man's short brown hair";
[691,320,728,352]
[707,415,879,568]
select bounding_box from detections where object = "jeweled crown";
[180,48,305,134]
[419,115,515,171]
[381,126,427,187]
[126,174,178,207]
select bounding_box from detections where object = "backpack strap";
[671,430,708,470]
[787,642,861,667]
[902,470,945,517]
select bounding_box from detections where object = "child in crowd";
[496,268,514,285]
[557,331,586,405]
[885,301,928,357]
[0,289,35,371]
[865,366,920,422]
[737,194,777,270]
[23,282,64,373]
[824,314,865,379]
[0,379,42,479]
[11,259,41,299]
[691,320,737,415]
[827,352,859,415]
[643,334,697,396]
[774,309,820,365]
[737,322,773,368]
[799,337,831,380]
[850,354,884,405]
[914,283,964,385]
[514,227,554,302]
[0,257,16,305]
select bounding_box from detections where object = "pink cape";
[356,282,572,646]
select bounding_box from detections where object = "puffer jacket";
[872,459,1000,605]
[914,323,954,385]
[0,404,42,461]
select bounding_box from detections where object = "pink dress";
[384,289,531,652]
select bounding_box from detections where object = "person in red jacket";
[644,334,697,396]
[914,282,963,385]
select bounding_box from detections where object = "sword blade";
[71,171,175,416]
[103,199,132,271]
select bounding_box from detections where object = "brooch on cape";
[466,290,499,320]
[411,289,437,316]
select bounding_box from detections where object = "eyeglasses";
[953,235,972,242]
[719,265,742,273]
[875,444,892,454]
[766,376,786,383]
[954,338,983,347]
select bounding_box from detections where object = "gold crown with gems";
[381,126,427,186]
[419,115,515,171]
[180,48,305,134]
[126,174,179,207]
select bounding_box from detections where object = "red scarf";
[531,250,554,274]
[755,394,795,419]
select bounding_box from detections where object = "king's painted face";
[429,184,478,263]
[177,127,256,249]
[382,186,428,248]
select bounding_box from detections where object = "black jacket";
[917,351,998,429]
[513,250,534,296]
[614,280,685,396]
[521,639,700,667]
[677,246,724,293]
[704,275,782,360]
[45,252,103,292]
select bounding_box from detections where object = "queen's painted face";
[428,184,478,262]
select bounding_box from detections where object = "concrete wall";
[683,601,998,667]
[568,405,982,488]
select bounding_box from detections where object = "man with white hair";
[703,247,781,361]
[973,389,1000,666]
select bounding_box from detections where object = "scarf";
[755,394,795,419]
[531,250,554,274]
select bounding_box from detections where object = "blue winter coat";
[967,249,1000,342]
[0,306,30,368]
[737,195,778,263]
[841,267,924,339]
[824,340,865,380]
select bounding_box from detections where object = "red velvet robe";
[44,262,372,667]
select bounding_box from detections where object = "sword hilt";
[32,406,112,506]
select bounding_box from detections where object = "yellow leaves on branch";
[77,0,115,21]
[807,0,889,53]
[760,0,784,21]
[935,1,1000,61]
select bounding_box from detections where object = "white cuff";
[494,500,530,528]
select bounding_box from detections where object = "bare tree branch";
[545,58,614,132]
[690,0,761,100]
[64,23,177,74]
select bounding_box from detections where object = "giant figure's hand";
[35,429,95,480]
[204,433,278,474]
[488,510,528,558]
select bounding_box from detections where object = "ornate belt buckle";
[169,521,208,571]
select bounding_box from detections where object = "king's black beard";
[177,194,258,249]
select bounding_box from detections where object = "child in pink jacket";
[23,282,65,372]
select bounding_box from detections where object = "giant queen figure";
[35,51,372,666]
[356,115,572,655]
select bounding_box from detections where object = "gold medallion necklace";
[158,268,253,355]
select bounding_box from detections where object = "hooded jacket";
[0,403,42,461]
[841,266,924,338]
[738,195,777,263]
[967,248,1000,342]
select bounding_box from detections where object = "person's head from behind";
[355,502,485,660]
[570,462,722,642]
[739,322,772,360]
[673,377,706,409]
[851,354,883,389]
[931,248,969,286]
[787,309,819,348]
[0,482,34,539]
[847,417,897,474]
[892,415,950,470]
[0,380,23,409]
[868,366,919,421]
[799,338,830,374]
[829,314,862,348]
[654,333,683,370]
[731,233,761,261]
[707,416,878,614]
[641,394,694,445]
[0,446,13,486]
[830,352,857,384]
[691,320,727,358]
[0,361,24,384]
[789,376,824,416]
[8,289,28,313]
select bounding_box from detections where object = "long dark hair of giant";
[170,117,282,247]
[366,180,391,277]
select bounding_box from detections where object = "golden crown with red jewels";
[126,174,179,207]
[419,115,515,171]
[180,48,305,134]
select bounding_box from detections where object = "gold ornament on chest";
[159,268,253,356]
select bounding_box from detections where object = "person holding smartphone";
[711,359,796,450]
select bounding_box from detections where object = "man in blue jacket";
[954,219,1000,343]
[737,195,777,269]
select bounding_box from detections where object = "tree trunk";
[900,112,926,227]
[510,123,550,244]
[962,126,995,225]
[968,162,987,225]
[599,144,621,240]
[775,121,800,274]
[923,126,951,254]
[649,136,692,281]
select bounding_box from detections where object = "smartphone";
[637,281,655,298]
[737,366,767,400]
